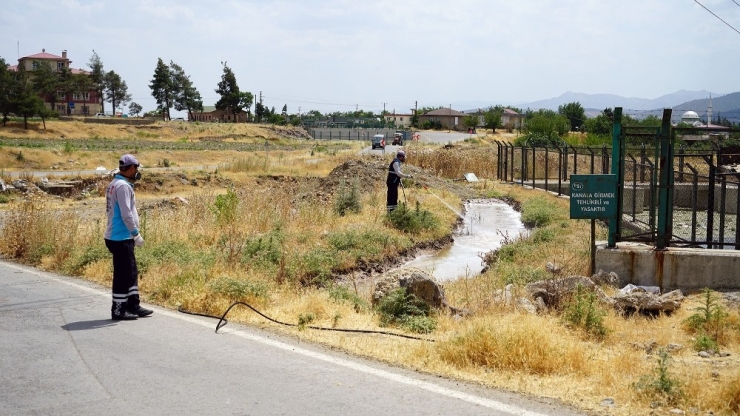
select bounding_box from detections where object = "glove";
[133,234,144,247]
[408,175,414,179]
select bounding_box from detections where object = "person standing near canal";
[386,150,412,213]
[104,154,153,320]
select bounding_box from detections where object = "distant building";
[420,108,466,130]
[680,110,702,126]
[383,112,413,128]
[463,108,524,130]
[9,49,100,116]
[190,105,249,122]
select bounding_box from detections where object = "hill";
[516,90,719,111]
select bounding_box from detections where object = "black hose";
[178,301,435,342]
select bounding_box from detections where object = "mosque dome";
[681,111,700,121]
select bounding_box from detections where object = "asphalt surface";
[0,260,585,416]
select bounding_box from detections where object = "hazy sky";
[2,0,739,115]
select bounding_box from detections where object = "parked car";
[371,134,386,149]
[94,113,108,117]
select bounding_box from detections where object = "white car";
[94,113,109,117]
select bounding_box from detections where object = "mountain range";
[458,90,740,123]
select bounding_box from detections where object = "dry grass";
[2,122,740,415]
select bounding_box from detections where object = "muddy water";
[403,199,526,281]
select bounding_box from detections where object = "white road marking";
[2,261,549,416]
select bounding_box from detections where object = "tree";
[149,58,173,121]
[13,65,48,129]
[484,106,505,132]
[31,60,59,114]
[558,102,586,132]
[128,102,143,116]
[463,114,479,131]
[214,62,253,123]
[169,61,202,121]
[103,71,131,116]
[87,51,105,113]
[0,57,15,126]
[255,102,265,122]
[582,109,612,136]
[70,73,92,116]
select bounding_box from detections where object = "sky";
[2,0,740,116]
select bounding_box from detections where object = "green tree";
[14,64,48,129]
[87,51,105,114]
[0,57,15,126]
[149,58,173,121]
[30,60,59,114]
[463,114,479,130]
[169,61,203,121]
[484,106,505,132]
[254,101,265,122]
[558,102,586,132]
[103,70,131,116]
[214,62,252,123]
[520,109,570,146]
[70,73,93,116]
[128,101,143,116]
[582,109,613,136]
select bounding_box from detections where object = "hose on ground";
[178,301,435,342]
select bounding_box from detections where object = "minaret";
[707,93,713,126]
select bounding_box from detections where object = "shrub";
[520,196,557,227]
[63,245,110,275]
[333,179,362,216]
[328,284,368,312]
[684,288,729,351]
[376,288,436,333]
[210,187,239,225]
[241,230,284,268]
[386,201,439,234]
[633,349,684,404]
[561,284,609,339]
[208,276,268,301]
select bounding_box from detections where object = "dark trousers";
[387,184,399,212]
[104,239,140,311]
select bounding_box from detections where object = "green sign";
[570,174,617,219]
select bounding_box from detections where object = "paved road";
[0,260,584,416]
[361,131,475,156]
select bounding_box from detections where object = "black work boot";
[128,305,153,317]
[111,301,138,320]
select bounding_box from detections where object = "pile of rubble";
[372,268,686,317]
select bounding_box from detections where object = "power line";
[694,0,740,36]
[733,0,740,8]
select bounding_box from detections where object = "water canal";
[404,199,526,281]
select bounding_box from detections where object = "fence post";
[562,145,569,181]
[495,141,503,180]
[686,163,699,244]
[640,144,647,183]
[627,154,638,222]
[544,146,549,193]
[719,175,727,248]
[656,109,674,250]
[571,145,578,176]
[510,143,515,183]
[557,146,563,196]
[677,144,685,183]
[588,147,595,174]
[521,146,527,185]
[532,145,537,190]
[602,144,609,174]
[609,108,624,248]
